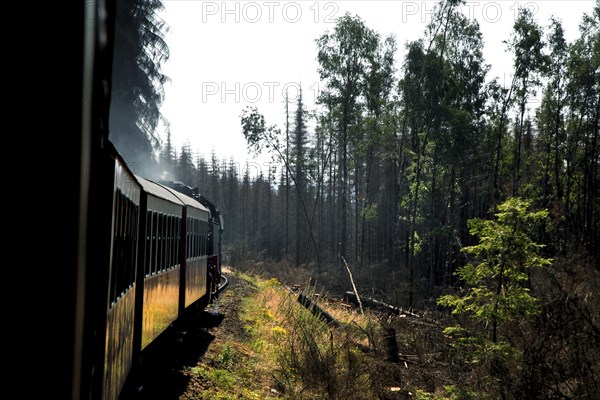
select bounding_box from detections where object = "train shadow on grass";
[121,307,225,399]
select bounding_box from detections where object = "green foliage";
[209,369,235,390]
[240,107,272,154]
[442,325,518,365]
[416,384,485,400]
[361,203,378,222]
[190,366,235,392]
[190,365,208,377]
[438,198,552,330]
[111,0,169,158]
[219,342,236,370]
[273,288,375,399]
[168,5,599,396]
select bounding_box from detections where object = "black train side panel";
[136,177,184,350]
[60,1,118,399]
[160,186,211,309]
[82,141,143,400]
[104,157,142,400]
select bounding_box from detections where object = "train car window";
[165,215,173,269]
[108,191,140,305]
[109,192,120,304]
[158,212,162,273]
[200,232,203,257]
[160,213,164,272]
[156,213,159,274]
[151,211,156,275]
[185,217,189,259]
[200,219,203,258]
[188,218,192,260]
[117,192,125,298]
[159,213,165,272]
[163,214,168,271]
[145,211,152,276]
[172,215,177,267]
[167,215,172,269]
[157,213,162,273]
[166,214,171,270]
[170,216,174,268]
[135,204,140,278]
[148,211,152,275]
[192,217,195,259]
[192,218,196,258]
[200,234,203,257]
[127,201,133,288]
[126,202,131,287]
[185,217,188,259]
[174,216,179,266]
[192,219,195,259]
[190,217,193,259]
[203,220,208,256]
[191,218,196,259]
[171,215,175,268]
[164,214,169,271]
[175,217,180,266]
[188,217,193,259]
[120,197,128,296]
[176,217,181,265]
[127,199,135,290]
[162,213,167,272]
[134,205,139,279]
[152,211,158,275]
[164,214,168,271]
[170,215,176,268]
[194,219,201,257]
[124,199,131,293]
[199,222,203,257]
[128,201,135,287]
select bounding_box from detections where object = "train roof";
[157,180,223,229]
[163,186,209,213]
[136,176,184,205]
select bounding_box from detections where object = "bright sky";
[158,0,595,176]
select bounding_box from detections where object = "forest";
[110,0,599,397]
[160,1,596,301]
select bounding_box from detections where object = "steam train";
[90,146,225,399]
[49,2,225,399]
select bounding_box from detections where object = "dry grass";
[221,256,600,399]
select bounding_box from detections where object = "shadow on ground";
[121,307,225,399]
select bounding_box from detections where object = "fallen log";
[344,292,420,317]
[297,293,340,327]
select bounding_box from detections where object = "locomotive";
[55,2,225,399]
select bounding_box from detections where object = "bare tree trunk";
[493,75,516,203]
[285,92,290,258]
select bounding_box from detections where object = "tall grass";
[272,284,377,399]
